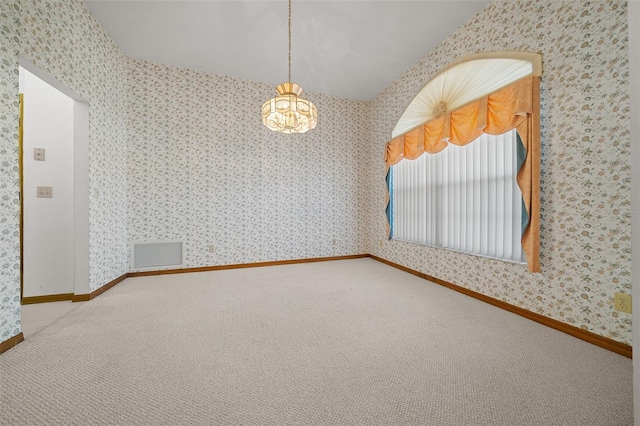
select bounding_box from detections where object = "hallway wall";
[20,67,74,298]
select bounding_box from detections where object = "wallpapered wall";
[0,0,130,342]
[20,0,130,293]
[367,0,631,344]
[127,60,369,267]
[0,0,632,347]
[0,1,21,343]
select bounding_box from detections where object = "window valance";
[384,53,541,273]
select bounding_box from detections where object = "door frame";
[18,93,24,302]
[19,59,90,302]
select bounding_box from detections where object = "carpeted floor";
[0,258,633,425]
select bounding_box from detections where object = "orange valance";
[384,76,541,273]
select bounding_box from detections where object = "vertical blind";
[392,130,525,263]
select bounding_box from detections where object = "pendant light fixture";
[262,0,318,134]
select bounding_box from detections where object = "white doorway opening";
[19,60,90,306]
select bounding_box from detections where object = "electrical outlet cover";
[36,186,52,198]
[614,292,632,314]
[33,148,45,161]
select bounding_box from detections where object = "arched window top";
[392,51,542,138]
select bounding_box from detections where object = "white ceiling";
[83,0,489,101]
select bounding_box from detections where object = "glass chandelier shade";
[262,82,318,134]
[262,0,317,134]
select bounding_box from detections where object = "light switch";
[33,148,45,161]
[37,186,52,198]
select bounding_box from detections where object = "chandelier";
[262,0,318,134]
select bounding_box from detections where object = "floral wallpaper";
[0,0,21,343]
[367,0,632,344]
[127,59,369,268]
[1,0,130,343]
[20,0,130,293]
[0,0,633,348]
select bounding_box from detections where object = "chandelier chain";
[288,0,291,83]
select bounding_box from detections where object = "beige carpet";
[0,258,633,425]
[20,301,85,339]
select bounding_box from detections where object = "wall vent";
[131,241,184,270]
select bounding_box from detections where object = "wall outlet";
[332,239,336,246]
[208,245,215,253]
[36,186,52,198]
[33,148,45,161]
[614,292,632,314]
[379,240,384,247]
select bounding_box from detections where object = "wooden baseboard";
[72,256,368,301]
[368,255,632,358]
[128,254,369,277]
[7,254,630,358]
[72,273,128,302]
[0,332,24,354]
[22,293,74,305]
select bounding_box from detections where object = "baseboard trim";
[72,256,368,301]
[0,332,24,354]
[7,254,630,358]
[368,255,632,358]
[22,293,74,305]
[128,254,369,277]
[72,273,128,302]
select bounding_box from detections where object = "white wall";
[20,67,75,298]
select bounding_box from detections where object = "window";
[390,129,526,263]
[383,52,541,272]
